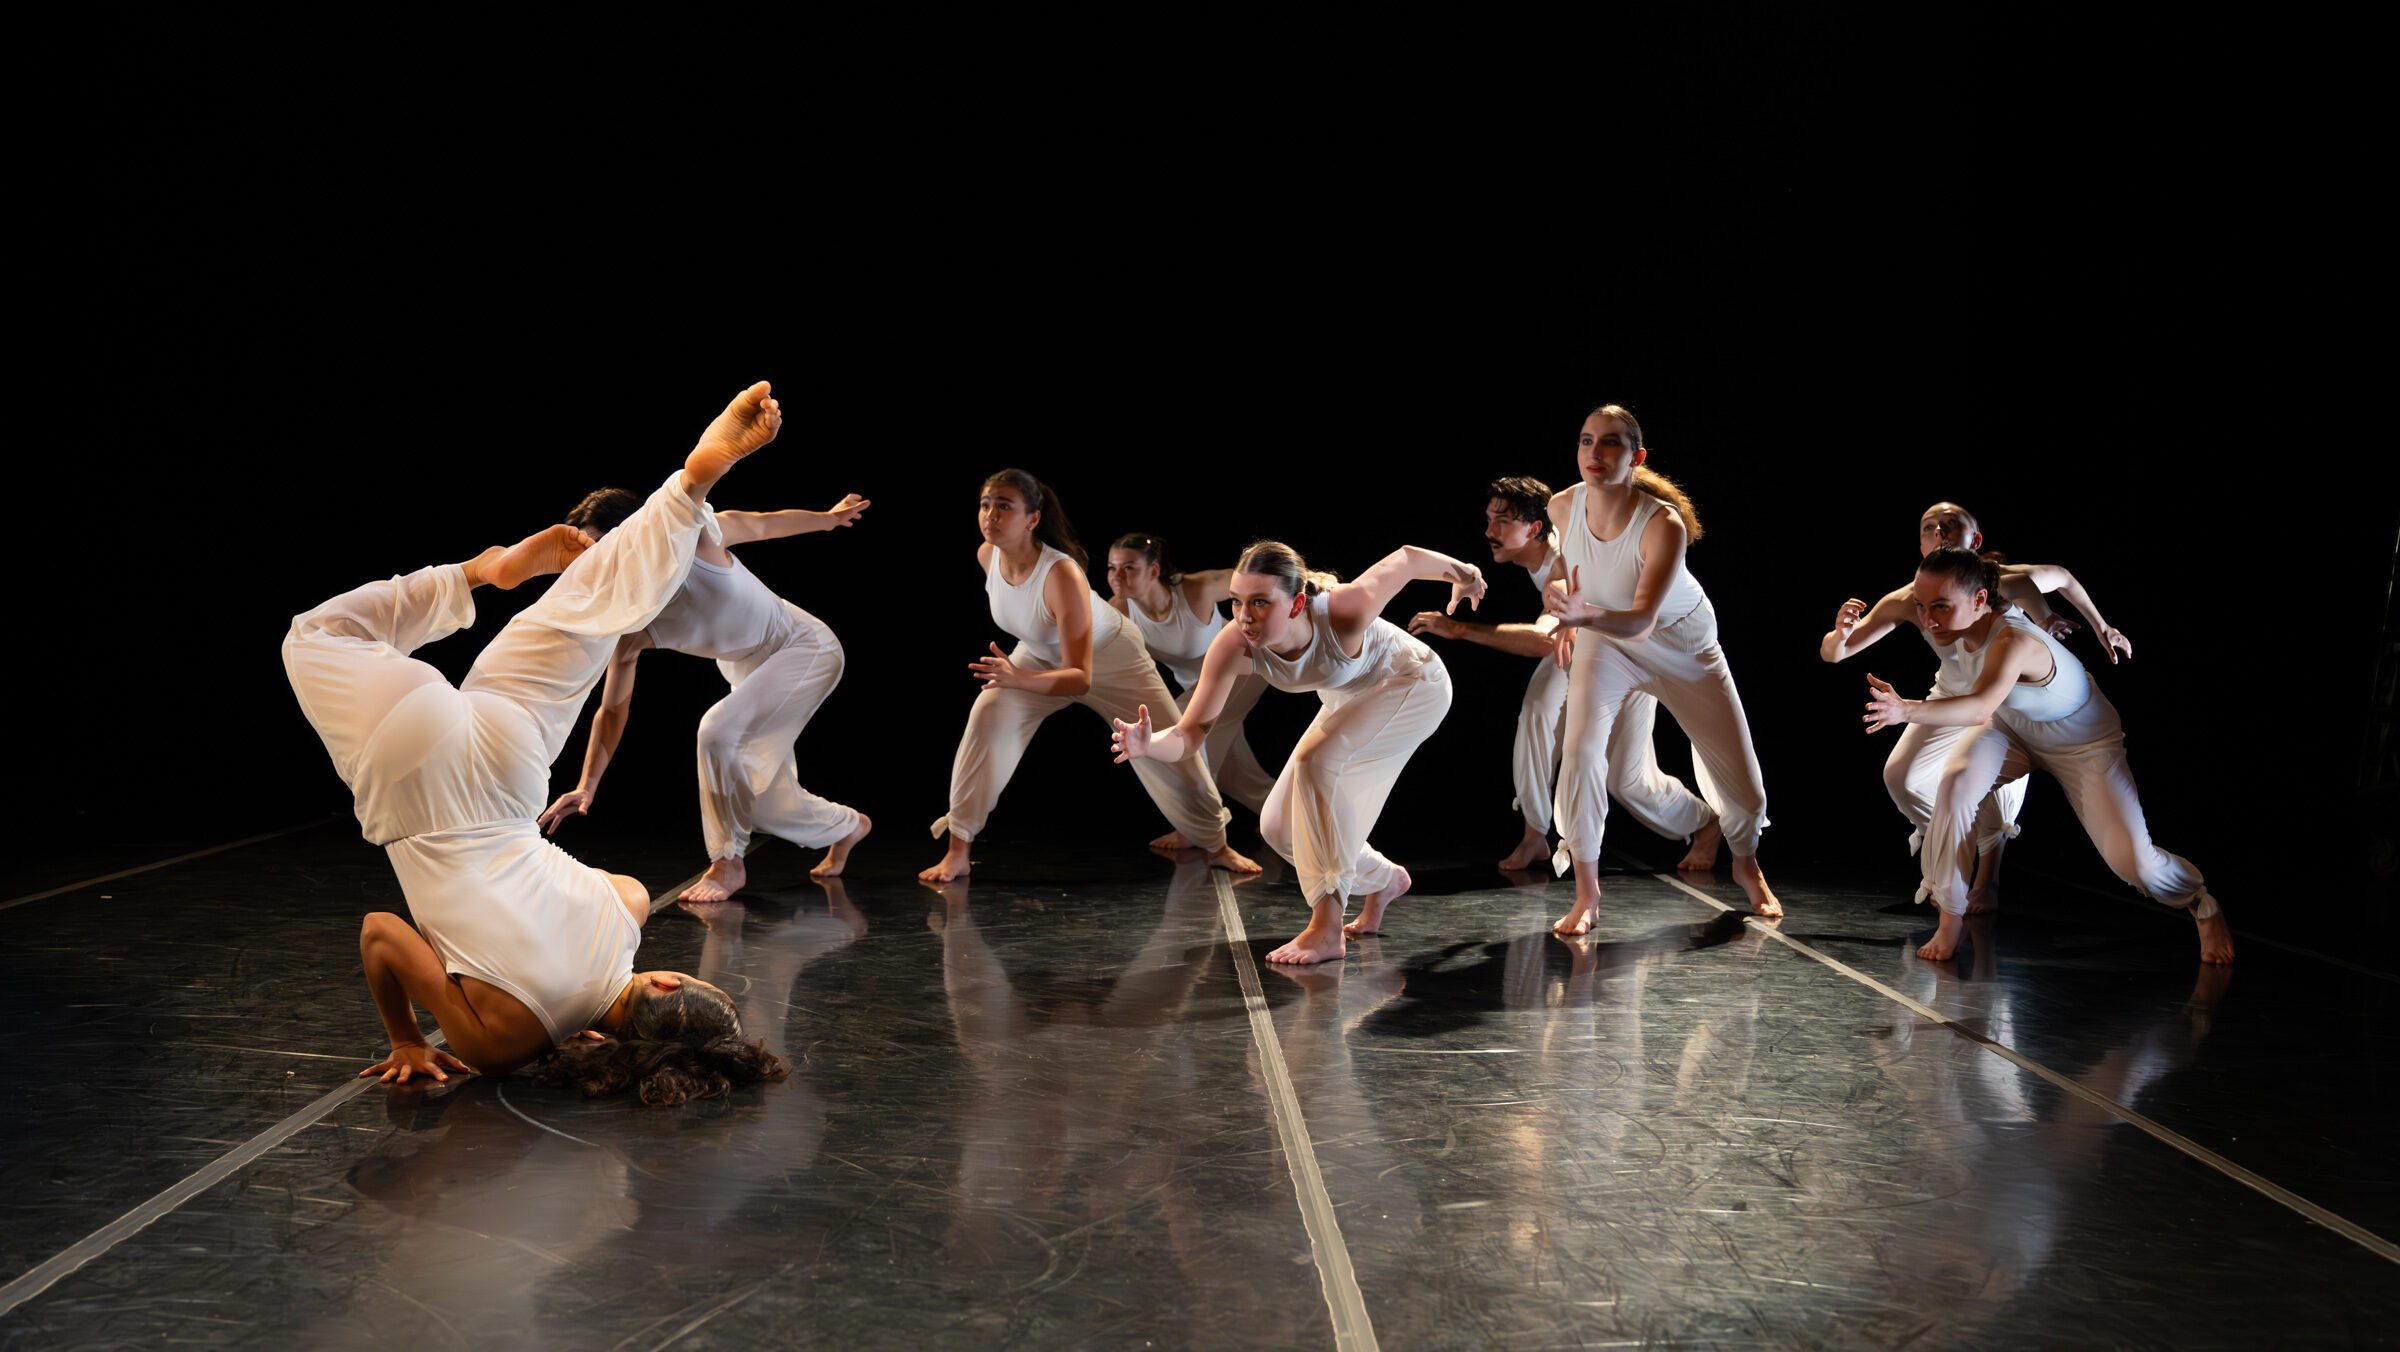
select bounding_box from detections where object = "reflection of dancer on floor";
[1544,405,1782,933]
[1862,547,2232,963]
[922,470,1259,883]
[281,383,790,1102]
[1409,476,1718,873]
[538,489,875,900]
[1102,532,1279,847]
[1113,540,1482,964]
[1821,500,2131,912]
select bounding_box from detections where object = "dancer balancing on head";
[1102,532,1278,846]
[1111,539,1485,964]
[281,382,792,1104]
[537,489,875,900]
[921,470,1260,883]
[1409,476,1722,874]
[1543,404,1782,934]
[1864,547,2232,963]
[1820,500,2132,912]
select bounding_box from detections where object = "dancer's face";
[1577,414,1644,485]
[1484,499,1545,559]
[978,485,1037,548]
[1229,572,1307,649]
[1918,504,1981,556]
[1910,573,1989,641]
[1103,548,1156,599]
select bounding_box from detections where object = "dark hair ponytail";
[1917,545,2001,606]
[984,468,1087,571]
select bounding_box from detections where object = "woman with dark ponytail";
[1861,547,2232,964]
[921,470,1260,883]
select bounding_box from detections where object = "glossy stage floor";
[3,822,2395,1351]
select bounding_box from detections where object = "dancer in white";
[1821,500,2132,911]
[1410,476,1723,873]
[1863,547,2233,964]
[1544,405,1782,933]
[281,382,791,1100]
[921,470,1259,883]
[538,490,875,902]
[1103,532,1277,844]
[1112,539,1485,964]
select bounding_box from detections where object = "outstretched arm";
[1325,545,1487,642]
[1115,622,1248,765]
[1408,611,1559,657]
[2011,562,2132,662]
[1821,585,1915,662]
[713,494,871,546]
[1179,568,1238,607]
[1862,626,2046,732]
[1542,509,1687,642]
[540,632,652,833]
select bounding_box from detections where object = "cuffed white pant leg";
[932,643,1071,843]
[1886,715,2028,858]
[1202,673,1277,816]
[1258,675,1451,908]
[1646,609,1769,857]
[282,564,477,796]
[2036,740,2205,909]
[1511,658,1568,834]
[1918,723,2030,914]
[1603,690,1715,843]
[1551,635,1643,874]
[1081,637,1232,852]
[697,621,858,860]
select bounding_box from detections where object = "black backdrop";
[26,20,2393,954]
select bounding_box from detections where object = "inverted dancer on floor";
[1112,539,1483,964]
[922,470,1259,883]
[1861,547,2232,964]
[1543,404,1782,934]
[539,488,874,899]
[282,382,792,1104]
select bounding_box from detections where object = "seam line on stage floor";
[2013,863,2399,983]
[1,814,344,912]
[1211,871,1380,1352]
[1621,855,2400,1268]
[0,867,713,1317]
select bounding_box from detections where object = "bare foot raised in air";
[679,382,783,497]
[681,856,746,903]
[1917,907,1965,960]
[1678,815,1723,872]
[1150,829,1194,851]
[1267,904,1348,965]
[1342,864,1411,936]
[1207,843,1263,874]
[919,834,972,885]
[465,524,593,591]
[811,812,872,878]
[1732,853,1782,918]
[1498,824,1550,871]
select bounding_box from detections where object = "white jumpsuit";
[1122,586,1277,815]
[1249,595,1452,907]
[1918,609,2216,919]
[647,553,861,862]
[1552,486,1770,874]
[282,472,715,1043]
[1884,625,2030,860]
[932,545,1233,851]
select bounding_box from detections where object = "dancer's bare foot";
[681,856,746,903]
[1498,824,1550,871]
[465,524,593,591]
[1266,908,1347,965]
[680,381,783,496]
[1916,907,1965,961]
[919,835,972,884]
[1342,864,1411,936]
[1150,830,1195,850]
[811,812,872,878]
[1732,853,1783,918]
[2195,907,2236,965]
[1964,884,1999,915]
[1207,843,1263,874]
[1554,858,1602,936]
[1677,815,1723,872]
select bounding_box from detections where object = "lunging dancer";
[1112,539,1484,964]
[922,471,1258,883]
[281,382,790,1103]
[1862,547,2231,964]
[1544,404,1781,934]
[539,489,874,898]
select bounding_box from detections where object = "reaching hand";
[2037,611,2081,640]
[1407,611,1463,640]
[969,642,1023,690]
[1834,597,1868,639]
[825,493,870,527]
[1445,562,1487,615]
[1553,626,1577,671]
[360,1041,472,1086]
[1862,673,1910,734]
[1544,565,1598,629]
[538,785,596,834]
[1111,704,1155,763]
[2098,626,2133,663]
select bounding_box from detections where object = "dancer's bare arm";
[1327,546,1487,646]
[1861,626,2048,732]
[1179,568,1237,610]
[358,914,550,1082]
[2007,562,2132,661]
[1542,510,1687,643]
[714,494,870,546]
[540,632,653,832]
[1115,622,1247,764]
[1821,585,1915,662]
[1407,611,1559,657]
[971,560,1100,698]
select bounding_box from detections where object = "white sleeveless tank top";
[1921,627,1983,698]
[1124,585,1226,689]
[1561,485,1707,619]
[647,554,809,662]
[1522,539,1562,599]
[988,544,1124,667]
[1996,611,2095,724]
[1247,592,1437,698]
